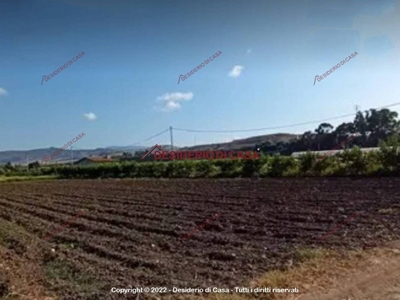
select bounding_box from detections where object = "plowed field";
[1,178,400,300]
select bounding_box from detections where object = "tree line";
[256,108,399,155]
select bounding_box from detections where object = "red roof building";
[74,156,114,165]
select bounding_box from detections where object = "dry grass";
[198,245,400,300]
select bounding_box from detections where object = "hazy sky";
[0,0,399,150]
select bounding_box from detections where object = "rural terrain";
[0,178,400,299]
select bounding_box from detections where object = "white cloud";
[163,101,181,112]
[228,65,244,78]
[0,87,8,97]
[247,49,252,54]
[156,92,193,112]
[83,112,97,121]
[157,92,193,102]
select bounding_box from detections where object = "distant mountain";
[105,145,147,151]
[180,133,298,151]
[0,147,142,165]
[0,133,298,165]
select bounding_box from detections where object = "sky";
[0,0,399,151]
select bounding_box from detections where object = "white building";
[291,147,382,158]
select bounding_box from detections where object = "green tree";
[4,162,13,170]
[315,123,334,150]
[28,161,40,169]
[365,109,399,146]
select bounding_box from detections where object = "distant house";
[74,156,114,166]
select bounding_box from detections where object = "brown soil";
[0,178,400,299]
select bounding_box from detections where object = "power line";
[132,128,169,146]
[174,113,355,133]
[174,101,400,134]
[131,101,400,146]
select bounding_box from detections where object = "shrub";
[214,160,242,177]
[242,158,262,177]
[35,143,400,179]
[298,152,318,176]
[267,156,298,177]
[193,160,214,177]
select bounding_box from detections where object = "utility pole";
[169,126,174,150]
[71,146,73,166]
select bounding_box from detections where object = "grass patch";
[0,217,40,243]
[0,220,27,248]
[0,175,57,183]
[57,242,79,251]
[293,247,325,263]
[0,220,105,299]
[378,208,399,214]
[44,259,106,296]
[0,219,51,300]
